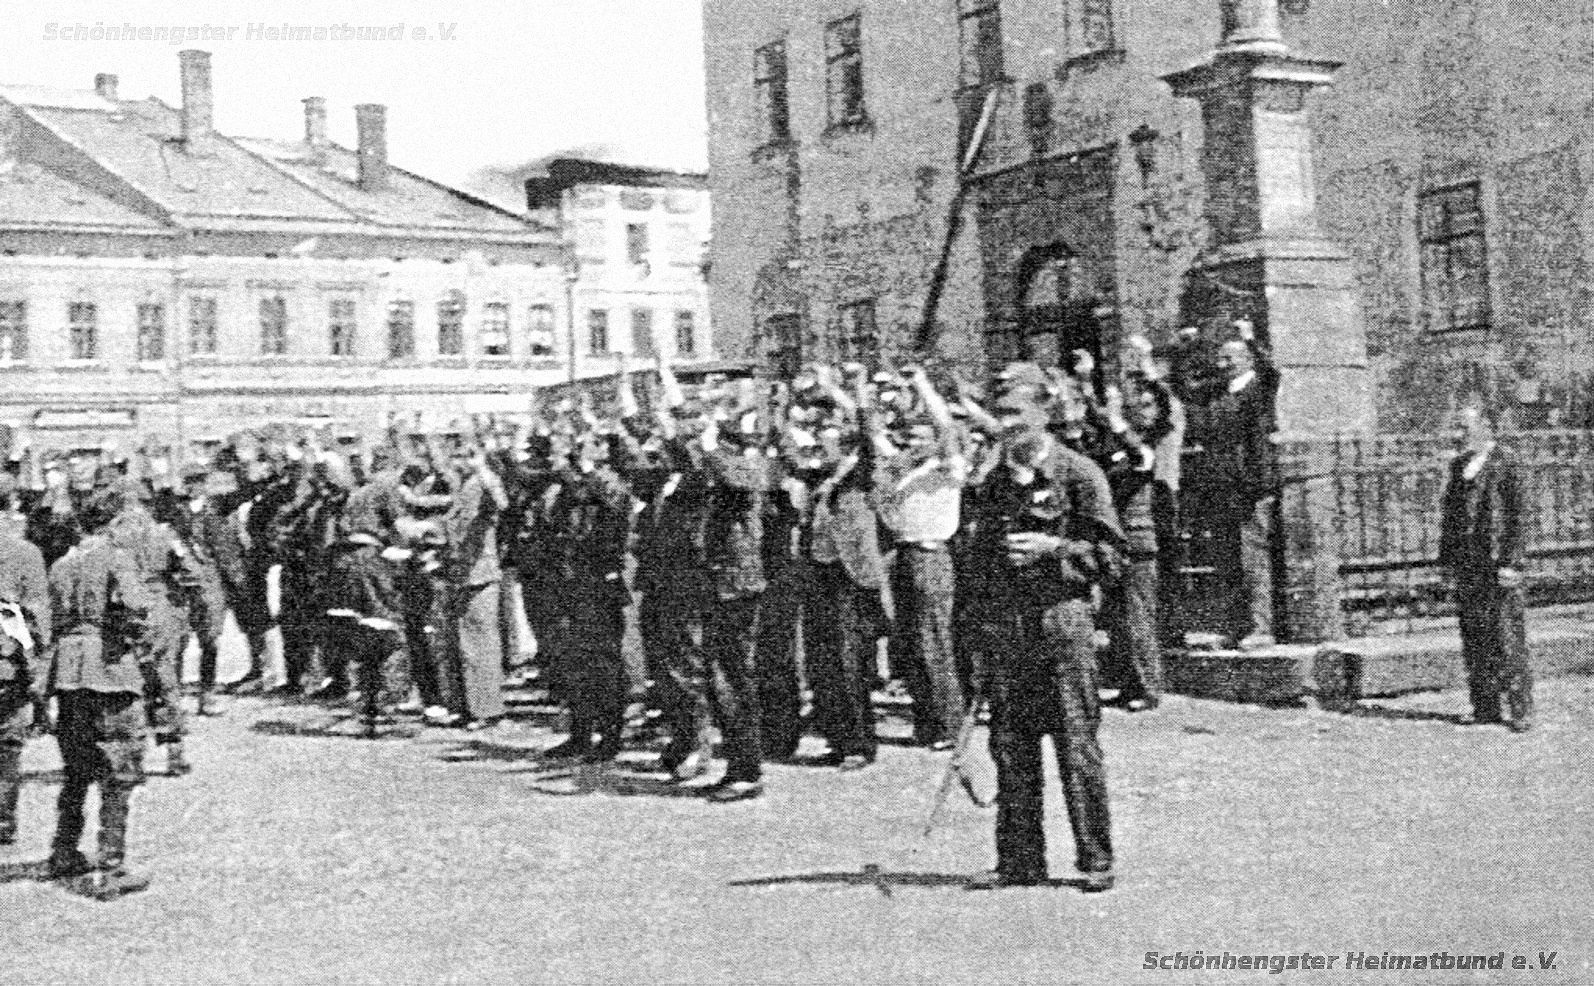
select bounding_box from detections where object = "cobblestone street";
[5,642,1593,985]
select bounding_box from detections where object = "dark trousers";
[562,584,628,755]
[756,558,806,760]
[52,690,146,869]
[349,625,405,732]
[0,690,26,841]
[1457,580,1533,724]
[279,565,326,691]
[891,544,964,745]
[804,562,878,759]
[1151,482,1186,650]
[705,594,765,782]
[143,604,187,744]
[1218,495,1276,641]
[1100,557,1162,703]
[987,599,1113,879]
[640,591,712,763]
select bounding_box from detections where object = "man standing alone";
[1439,401,1532,732]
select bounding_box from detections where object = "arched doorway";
[1015,243,1105,387]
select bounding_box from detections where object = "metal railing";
[1176,429,1594,639]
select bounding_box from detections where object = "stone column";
[1163,0,1372,642]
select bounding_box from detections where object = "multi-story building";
[0,50,574,458]
[703,0,1594,433]
[526,158,714,385]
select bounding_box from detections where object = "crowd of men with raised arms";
[0,318,1533,901]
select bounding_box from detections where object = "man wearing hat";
[103,478,203,776]
[45,484,155,897]
[168,465,230,714]
[964,387,1125,893]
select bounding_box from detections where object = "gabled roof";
[0,84,551,243]
[0,159,169,232]
[22,99,354,222]
[234,137,534,234]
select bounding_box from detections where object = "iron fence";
[1177,429,1594,639]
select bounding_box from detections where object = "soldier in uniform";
[0,474,50,846]
[45,486,155,898]
[964,397,1125,893]
[164,465,230,714]
[104,479,203,777]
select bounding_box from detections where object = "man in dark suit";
[1438,402,1532,732]
[1202,319,1280,649]
[700,404,772,802]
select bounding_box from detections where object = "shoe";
[1078,870,1115,893]
[1237,633,1276,651]
[393,700,426,716]
[0,828,15,846]
[422,705,452,722]
[670,751,708,782]
[539,740,590,760]
[167,749,192,777]
[1507,718,1533,733]
[927,738,955,752]
[47,849,95,880]
[464,717,504,733]
[966,869,1045,891]
[838,754,873,773]
[222,673,263,695]
[1125,697,1159,713]
[307,681,349,702]
[72,867,151,901]
[706,780,764,803]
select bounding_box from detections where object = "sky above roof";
[2,0,708,199]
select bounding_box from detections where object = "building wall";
[560,180,714,379]
[705,0,1594,428]
[0,247,572,456]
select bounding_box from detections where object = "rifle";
[922,694,993,837]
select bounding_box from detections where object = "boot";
[49,778,91,876]
[166,742,192,777]
[0,744,20,845]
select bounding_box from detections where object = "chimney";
[94,73,119,101]
[302,96,327,164]
[354,103,388,191]
[178,50,213,154]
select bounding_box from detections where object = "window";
[0,301,27,361]
[959,1,1005,89]
[437,290,465,357]
[259,296,288,356]
[328,298,357,357]
[675,310,697,357]
[631,308,656,358]
[68,302,97,360]
[754,40,792,146]
[825,14,867,128]
[136,302,165,362]
[1418,182,1490,332]
[1074,0,1116,55]
[764,313,803,379]
[188,297,218,355]
[838,299,877,364]
[588,309,610,355]
[626,223,650,267]
[387,300,415,359]
[527,304,556,357]
[481,302,510,357]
